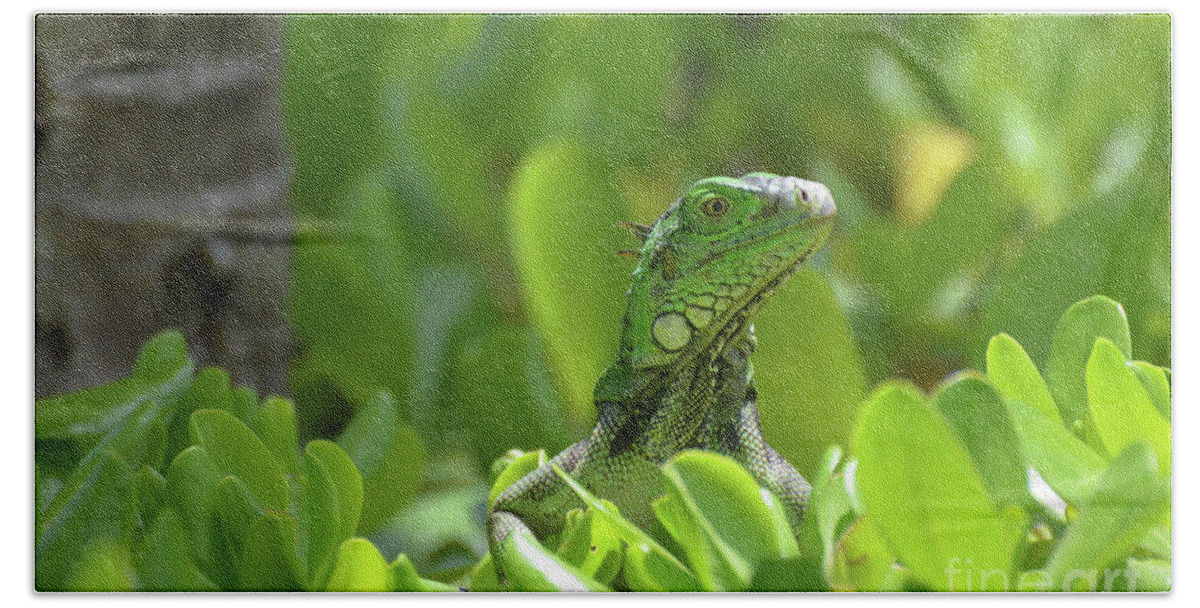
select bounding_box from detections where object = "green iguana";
[488,172,837,587]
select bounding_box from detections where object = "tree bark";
[35,14,294,397]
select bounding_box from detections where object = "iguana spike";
[615,221,652,244]
[616,249,641,259]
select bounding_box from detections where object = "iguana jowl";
[489,173,837,583]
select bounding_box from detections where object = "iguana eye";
[701,196,730,217]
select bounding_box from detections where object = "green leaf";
[189,409,290,511]
[241,512,306,591]
[214,476,261,577]
[166,367,238,459]
[337,392,426,535]
[508,138,629,426]
[552,463,698,591]
[555,507,623,584]
[389,554,459,592]
[1138,524,1171,561]
[305,440,363,541]
[1043,443,1170,590]
[1086,338,1171,473]
[285,17,419,422]
[986,333,1062,423]
[755,267,868,476]
[932,373,1030,509]
[302,440,363,588]
[1045,295,1131,447]
[1122,558,1171,592]
[446,322,575,463]
[650,491,741,590]
[853,383,1026,591]
[657,450,799,591]
[1004,396,1106,506]
[827,515,895,592]
[1130,361,1171,421]
[381,482,489,577]
[35,448,135,591]
[325,538,392,592]
[132,330,192,380]
[796,446,852,570]
[300,449,340,590]
[748,556,827,592]
[133,465,166,529]
[163,446,233,589]
[136,507,219,591]
[65,538,132,592]
[469,553,500,592]
[252,397,301,476]
[488,449,546,508]
[493,527,608,591]
[35,333,194,591]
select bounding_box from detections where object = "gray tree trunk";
[35,14,294,398]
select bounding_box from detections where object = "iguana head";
[615,172,836,373]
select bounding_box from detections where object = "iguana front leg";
[487,439,589,585]
[735,391,811,534]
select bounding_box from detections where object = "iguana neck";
[596,307,759,459]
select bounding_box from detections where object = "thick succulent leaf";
[1130,361,1171,421]
[133,465,166,529]
[35,334,194,591]
[1043,443,1170,590]
[389,554,460,592]
[35,449,135,591]
[79,530,143,595]
[552,463,698,591]
[932,373,1030,509]
[1123,558,1171,592]
[189,408,290,512]
[986,333,1061,423]
[136,508,218,591]
[337,391,426,535]
[853,383,1026,591]
[240,512,306,591]
[305,440,363,541]
[796,446,854,574]
[251,397,301,476]
[493,527,608,592]
[656,450,799,591]
[1045,296,1131,448]
[747,556,827,592]
[325,538,392,592]
[302,440,363,588]
[163,446,229,587]
[555,507,623,584]
[826,514,895,592]
[488,449,547,508]
[36,331,190,442]
[1086,339,1171,473]
[1004,396,1106,507]
[215,475,261,576]
[300,450,339,590]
